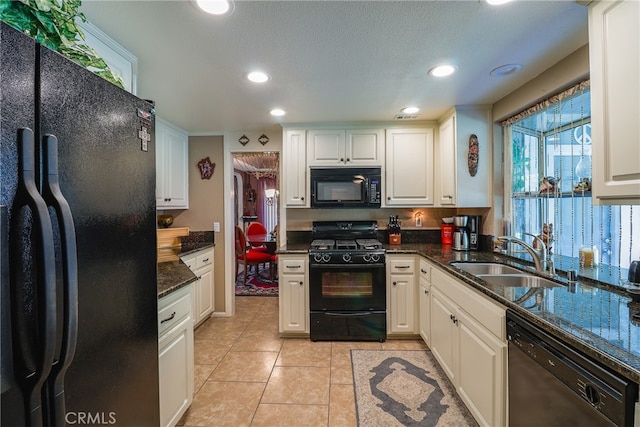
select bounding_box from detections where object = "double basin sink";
[451,262,562,289]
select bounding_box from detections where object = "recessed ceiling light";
[428,65,457,77]
[194,0,234,15]
[490,63,522,77]
[401,106,420,114]
[270,109,286,117]
[486,0,512,5]
[246,71,270,83]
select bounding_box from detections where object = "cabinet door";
[429,287,457,383]
[279,273,307,333]
[437,115,456,206]
[283,129,308,206]
[307,129,346,166]
[159,318,194,427]
[589,0,640,204]
[195,268,213,324]
[389,273,416,333]
[156,119,189,209]
[345,129,383,166]
[385,128,434,206]
[418,280,430,345]
[456,309,506,427]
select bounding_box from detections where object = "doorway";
[232,152,279,297]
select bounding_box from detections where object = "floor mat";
[235,265,278,297]
[351,349,478,427]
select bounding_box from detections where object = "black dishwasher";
[506,309,638,427]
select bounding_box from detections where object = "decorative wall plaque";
[468,134,479,177]
[197,157,215,179]
[238,135,250,146]
[258,134,269,145]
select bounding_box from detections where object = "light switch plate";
[213,222,220,232]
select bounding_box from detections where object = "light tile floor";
[179,296,428,427]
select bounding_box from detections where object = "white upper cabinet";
[436,107,492,207]
[589,0,640,204]
[307,129,383,167]
[156,118,189,209]
[283,129,308,207]
[384,128,434,206]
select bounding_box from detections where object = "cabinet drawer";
[159,290,192,337]
[431,268,505,340]
[419,259,432,281]
[281,258,305,274]
[196,250,213,270]
[181,255,196,271]
[389,258,415,274]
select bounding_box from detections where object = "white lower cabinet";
[278,255,308,334]
[418,258,432,346]
[180,248,214,327]
[158,285,194,427]
[429,267,507,427]
[387,255,417,334]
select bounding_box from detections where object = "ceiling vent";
[394,114,421,120]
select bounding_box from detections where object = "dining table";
[247,233,277,255]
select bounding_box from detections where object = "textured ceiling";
[80,1,589,134]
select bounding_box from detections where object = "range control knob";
[342,253,352,263]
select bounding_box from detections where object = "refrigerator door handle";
[12,128,58,426]
[41,134,78,427]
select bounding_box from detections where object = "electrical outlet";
[416,216,423,227]
[213,222,220,232]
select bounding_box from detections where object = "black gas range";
[308,221,386,342]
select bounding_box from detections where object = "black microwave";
[310,167,382,208]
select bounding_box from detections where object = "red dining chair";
[246,221,269,251]
[235,225,272,286]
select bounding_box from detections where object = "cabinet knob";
[424,289,429,295]
[300,196,304,201]
[392,281,397,286]
[387,197,391,200]
[299,281,303,285]
[346,158,350,162]
[340,158,344,162]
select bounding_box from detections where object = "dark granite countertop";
[157,239,214,298]
[278,242,640,384]
[157,260,197,299]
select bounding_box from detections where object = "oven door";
[309,262,386,311]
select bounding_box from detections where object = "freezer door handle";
[41,134,79,427]
[12,128,57,426]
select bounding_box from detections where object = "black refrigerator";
[1,23,160,426]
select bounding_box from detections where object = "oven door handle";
[309,263,385,269]
[323,312,379,317]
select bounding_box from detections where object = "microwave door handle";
[41,134,79,427]
[364,178,369,202]
[12,128,58,426]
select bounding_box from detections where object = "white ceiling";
[80,0,589,134]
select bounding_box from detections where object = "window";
[504,82,639,281]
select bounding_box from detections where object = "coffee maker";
[453,215,469,251]
[453,215,482,251]
[468,215,482,251]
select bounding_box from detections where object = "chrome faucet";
[496,235,545,273]
[523,232,555,277]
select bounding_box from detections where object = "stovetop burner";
[310,238,383,251]
[310,239,335,250]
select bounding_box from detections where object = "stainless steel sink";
[451,262,523,275]
[477,274,562,288]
